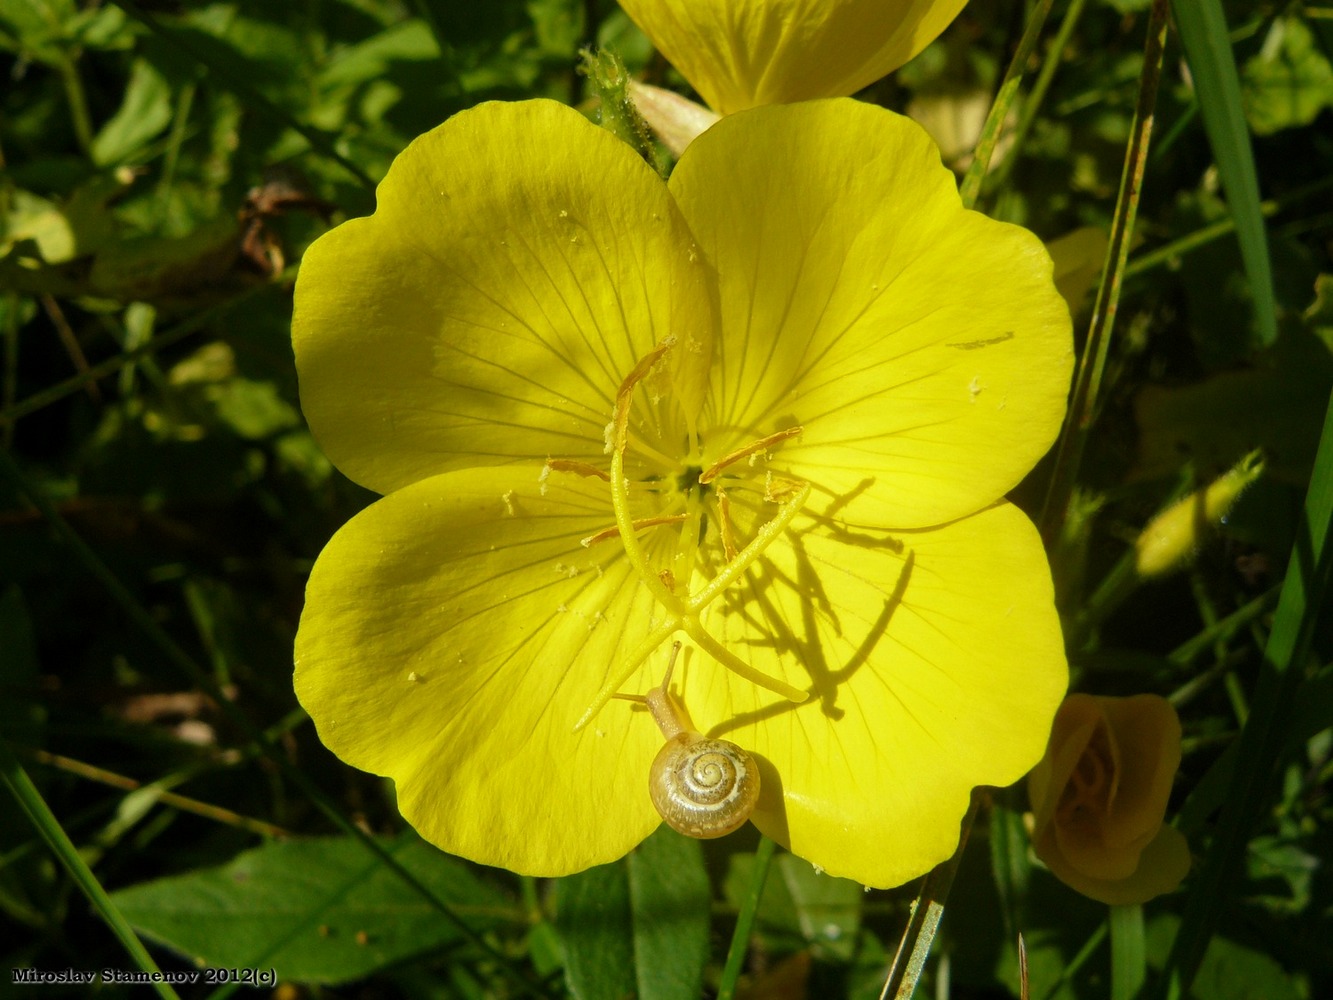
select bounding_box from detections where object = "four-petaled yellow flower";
[618,0,970,114]
[1028,694,1192,905]
[292,97,1072,887]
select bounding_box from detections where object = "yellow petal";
[676,500,1066,888]
[670,100,1073,529]
[619,0,970,114]
[295,465,681,875]
[293,100,716,496]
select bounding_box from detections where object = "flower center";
[570,341,811,730]
[1057,726,1116,833]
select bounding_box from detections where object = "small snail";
[641,644,760,839]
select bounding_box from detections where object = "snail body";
[642,645,760,839]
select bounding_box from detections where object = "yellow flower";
[618,0,970,114]
[292,98,1072,887]
[1028,694,1192,905]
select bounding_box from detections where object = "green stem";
[1125,175,1333,277]
[879,791,981,999]
[1040,0,1171,545]
[57,55,95,156]
[0,276,284,428]
[958,0,1055,209]
[0,739,179,1000]
[990,0,1088,191]
[716,835,777,1000]
[1110,904,1146,1000]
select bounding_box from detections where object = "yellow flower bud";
[1134,451,1264,578]
[1028,694,1191,906]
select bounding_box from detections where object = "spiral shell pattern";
[649,732,760,839]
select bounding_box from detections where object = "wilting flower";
[292,97,1072,887]
[1135,451,1264,578]
[1028,694,1191,905]
[618,0,969,114]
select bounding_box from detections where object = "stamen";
[698,425,803,484]
[716,489,739,562]
[581,514,689,548]
[612,341,672,452]
[546,458,611,482]
[689,481,811,614]
[764,474,806,503]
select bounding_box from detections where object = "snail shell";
[649,731,760,839]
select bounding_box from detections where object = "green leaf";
[556,826,709,1000]
[1242,15,1333,136]
[627,827,710,1000]
[1171,0,1277,346]
[318,20,441,90]
[556,857,635,1000]
[91,58,173,166]
[1147,914,1302,1000]
[108,834,514,985]
[722,850,863,960]
[775,855,863,962]
[1134,310,1333,484]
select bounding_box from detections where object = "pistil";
[574,342,812,731]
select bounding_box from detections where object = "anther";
[546,458,611,481]
[581,514,689,547]
[699,425,803,484]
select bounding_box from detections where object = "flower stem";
[958,0,1055,210]
[1039,0,1171,546]
[878,790,980,999]
[716,835,778,1000]
[1110,904,1147,1000]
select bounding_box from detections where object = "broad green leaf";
[318,20,441,90]
[556,826,708,1000]
[775,855,862,962]
[89,215,241,301]
[627,827,710,1000]
[1172,0,1277,346]
[91,58,173,166]
[1134,314,1333,483]
[1147,914,1302,1000]
[108,835,513,985]
[723,851,862,960]
[556,857,635,1000]
[1242,15,1333,136]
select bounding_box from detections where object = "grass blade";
[0,739,180,1000]
[1170,0,1277,345]
[958,0,1055,210]
[1041,0,1171,544]
[716,835,777,1000]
